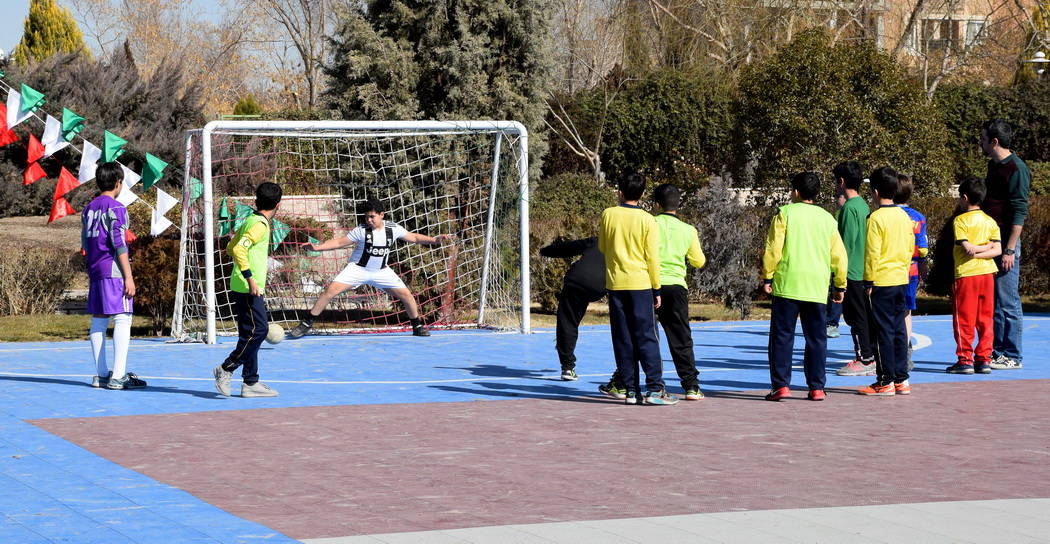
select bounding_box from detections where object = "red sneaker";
[764,387,791,401]
[894,380,911,395]
[807,389,826,401]
[857,382,896,396]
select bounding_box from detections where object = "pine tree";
[323,0,556,175]
[12,0,91,65]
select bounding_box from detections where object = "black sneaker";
[946,362,975,374]
[974,361,992,374]
[288,320,313,339]
[560,368,578,381]
[412,324,431,337]
[107,372,147,390]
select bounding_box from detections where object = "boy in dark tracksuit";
[833,161,877,377]
[213,182,283,398]
[540,237,605,380]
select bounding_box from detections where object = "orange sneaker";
[857,382,895,396]
[894,380,910,395]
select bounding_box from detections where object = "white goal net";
[173,120,530,343]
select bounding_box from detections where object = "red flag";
[125,228,138,243]
[54,166,81,199]
[0,104,17,147]
[24,162,47,185]
[26,134,44,162]
[48,198,76,223]
[23,134,48,185]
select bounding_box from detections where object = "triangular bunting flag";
[141,153,168,191]
[187,177,203,203]
[125,228,138,244]
[271,218,290,251]
[232,202,254,232]
[55,166,82,200]
[41,115,70,157]
[48,167,80,224]
[78,141,102,184]
[116,164,141,207]
[218,196,231,236]
[26,134,44,163]
[0,104,18,147]
[306,236,322,257]
[6,91,33,128]
[19,84,45,114]
[61,108,85,142]
[24,163,47,185]
[48,197,76,223]
[103,131,127,162]
[150,188,179,236]
[156,187,179,216]
[23,135,47,185]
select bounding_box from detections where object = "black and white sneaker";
[288,320,313,339]
[560,368,578,381]
[107,372,147,390]
[412,324,431,337]
[989,355,1022,370]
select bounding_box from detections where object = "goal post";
[173,120,531,344]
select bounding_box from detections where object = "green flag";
[103,131,126,162]
[19,84,45,114]
[232,202,254,232]
[218,196,231,236]
[306,236,322,257]
[61,108,85,142]
[141,153,168,191]
[270,218,290,252]
[187,177,203,203]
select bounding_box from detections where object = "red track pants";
[952,273,994,363]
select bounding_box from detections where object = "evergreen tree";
[12,0,91,65]
[323,0,556,176]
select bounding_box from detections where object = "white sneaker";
[241,382,278,398]
[213,366,232,396]
[989,355,1022,370]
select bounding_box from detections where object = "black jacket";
[539,236,605,298]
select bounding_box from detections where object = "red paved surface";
[32,380,1050,540]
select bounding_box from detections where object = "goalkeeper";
[289,198,452,338]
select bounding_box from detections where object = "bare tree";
[250,0,332,109]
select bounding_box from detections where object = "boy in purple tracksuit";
[82,162,146,390]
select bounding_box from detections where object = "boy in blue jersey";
[894,174,928,370]
[82,162,145,390]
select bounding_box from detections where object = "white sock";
[90,317,110,377]
[112,313,132,379]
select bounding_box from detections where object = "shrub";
[530,172,616,311]
[0,245,77,315]
[734,29,954,194]
[129,236,180,335]
[686,176,774,319]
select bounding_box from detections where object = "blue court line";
[0,314,1045,543]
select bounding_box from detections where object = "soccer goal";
[173,120,530,344]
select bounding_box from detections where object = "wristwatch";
[1004,248,1015,256]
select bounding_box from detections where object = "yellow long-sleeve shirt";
[864,205,913,287]
[599,204,661,291]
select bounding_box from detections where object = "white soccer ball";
[266,323,284,344]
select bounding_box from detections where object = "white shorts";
[332,263,407,290]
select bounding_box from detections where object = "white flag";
[78,141,102,184]
[115,164,141,207]
[6,91,33,128]
[150,212,173,236]
[41,115,70,157]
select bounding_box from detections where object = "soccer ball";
[266,323,284,344]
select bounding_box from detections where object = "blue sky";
[3,2,30,57]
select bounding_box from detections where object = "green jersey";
[838,196,869,281]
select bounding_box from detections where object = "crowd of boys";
[82,118,1029,401]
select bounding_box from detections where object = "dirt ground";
[0,215,83,251]
[1,215,89,293]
